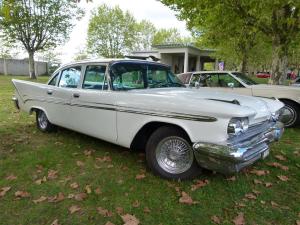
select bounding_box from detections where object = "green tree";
[0,0,82,79]
[87,4,136,58]
[162,0,300,84]
[152,28,183,45]
[134,20,157,51]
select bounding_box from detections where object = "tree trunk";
[241,52,248,74]
[28,51,36,79]
[270,37,288,85]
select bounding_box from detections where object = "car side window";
[218,74,243,88]
[59,66,81,88]
[83,65,107,90]
[48,73,59,86]
[189,74,201,87]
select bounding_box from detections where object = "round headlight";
[227,117,249,135]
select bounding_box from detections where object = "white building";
[130,43,217,74]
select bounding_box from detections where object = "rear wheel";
[280,100,300,127]
[146,126,201,180]
[36,110,56,132]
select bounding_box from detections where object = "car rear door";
[69,64,117,143]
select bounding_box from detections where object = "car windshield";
[110,62,184,91]
[232,72,258,85]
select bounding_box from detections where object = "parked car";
[291,77,300,87]
[177,71,300,127]
[256,72,271,78]
[12,60,284,179]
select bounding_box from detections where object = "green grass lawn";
[0,75,299,225]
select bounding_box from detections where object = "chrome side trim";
[22,98,217,122]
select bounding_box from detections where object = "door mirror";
[228,82,234,88]
[194,81,200,88]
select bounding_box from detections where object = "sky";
[56,0,190,63]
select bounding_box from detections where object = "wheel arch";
[130,121,192,151]
[278,98,300,107]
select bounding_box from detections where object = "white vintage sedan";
[178,71,300,127]
[12,59,284,179]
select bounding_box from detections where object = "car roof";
[60,58,170,68]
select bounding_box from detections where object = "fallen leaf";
[116,206,124,215]
[50,219,60,225]
[275,154,287,161]
[5,174,17,180]
[143,207,151,213]
[107,164,114,168]
[211,215,221,224]
[191,179,209,191]
[253,179,263,184]
[250,169,269,176]
[35,176,47,185]
[48,192,65,203]
[97,207,113,217]
[232,212,245,225]
[245,193,257,200]
[252,190,261,195]
[0,187,11,197]
[121,214,140,225]
[94,187,102,195]
[69,182,78,189]
[36,165,44,173]
[294,151,300,156]
[260,200,266,204]
[76,160,85,167]
[96,156,112,162]
[277,175,289,182]
[179,191,198,205]
[226,176,236,181]
[69,205,81,214]
[33,196,47,204]
[132,200,140,208]
[265,182,273,188]
[85,185,92,194]
[74,192,87,201]
[266,162,289,171]
[135,174,146,180]
[48,170,58,180]
[84,149,93,156]
[15,190,30,198]
[236,202,246,207]
[271,201,279,207]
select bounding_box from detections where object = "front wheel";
[36,110,56,132]
[280,100,300,127]
[146,126,201,180]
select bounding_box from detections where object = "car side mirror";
[194,81,200,88]
[228,82,234,88]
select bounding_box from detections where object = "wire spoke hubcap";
[38,112,48,129]
[155,136,193,174]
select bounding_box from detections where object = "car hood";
[118,88,283,124]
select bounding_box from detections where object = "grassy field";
[0,75,299,225]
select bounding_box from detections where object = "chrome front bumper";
[12,96,20,110]
[193,121,284,174]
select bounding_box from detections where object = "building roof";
[152,43,215,52]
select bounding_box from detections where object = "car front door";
[69,64,117,143]
[197,73,253,95]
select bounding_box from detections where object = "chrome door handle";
[73,93,80,98]
[47,90,53,95]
